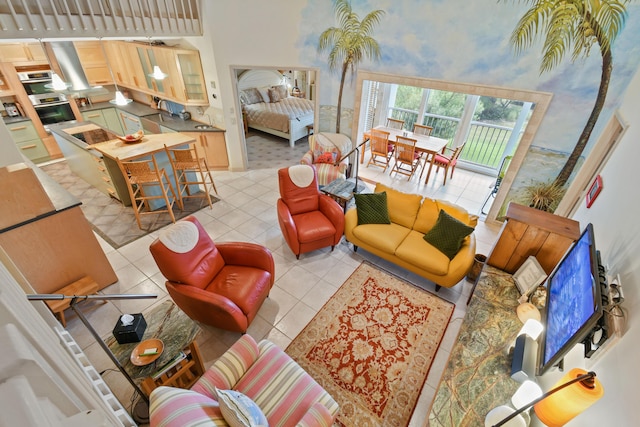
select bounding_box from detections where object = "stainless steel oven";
[19,70,76,128]
[18,70,55,95]
[29,93,75,127]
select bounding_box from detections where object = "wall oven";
[29,93,75,127]
[18,70,56,95]
[19,70,76,128]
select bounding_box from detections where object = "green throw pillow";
[354,192,391,225]
[423,209,475,259]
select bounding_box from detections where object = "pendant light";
[147,37,168,80]
[99,38,132,106]
[38,38,72,91]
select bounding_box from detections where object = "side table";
[320,177,368,212]
[106,300,205,397]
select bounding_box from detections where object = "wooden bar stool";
[165,144,217,210]
[117,156,180,229]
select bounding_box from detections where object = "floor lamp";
[28,293,157,423]
[335,138,369,193]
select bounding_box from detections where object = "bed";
[238,69,314,147]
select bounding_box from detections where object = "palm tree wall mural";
[503,0,632,191]
[318,0,385,134]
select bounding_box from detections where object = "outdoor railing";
[389,107,515,172]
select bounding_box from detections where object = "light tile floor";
[61,131,502,425]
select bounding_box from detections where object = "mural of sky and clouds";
[300,0,640,160]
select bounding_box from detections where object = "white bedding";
[244,97,314,133]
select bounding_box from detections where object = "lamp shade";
[110,90,133,106]
[534,368,604,426]
[149,65,168,80]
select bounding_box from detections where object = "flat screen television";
[536,223,603,376]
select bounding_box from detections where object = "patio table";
[362,125,449,184]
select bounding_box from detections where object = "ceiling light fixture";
[99,38,133,106]
[38,38,72,91]
[147,37,168,80]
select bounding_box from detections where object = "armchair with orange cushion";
[300,132,352,186]
[277,165,345,259]
[149,215,274,333]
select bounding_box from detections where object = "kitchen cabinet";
[119,110,143,135]
[73,41,113,86]
[132,43,207,105]
[81,108,124,135]
[174,49,208,104]
[102,41,208,106]
[183,131,228,169]
[0,42,48,65]
[135,45,168,95]
[103,41,136,88]
[6,120,49,164]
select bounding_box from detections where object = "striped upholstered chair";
[149,334,338,427]
[300,132,352,186]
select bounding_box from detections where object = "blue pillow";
[215,387,268,427]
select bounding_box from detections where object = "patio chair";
[481,155,512,214]
[429,142,466,185]
[386,117,405,130]
[412,123,433,135]
[366,128,393,171]
[390,135,423,180]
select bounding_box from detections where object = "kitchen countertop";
[89,132,196,161]
[79,101,224,133]
[2,116,32,125]
[48,121,197,161]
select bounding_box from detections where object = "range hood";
[49,41,108,97]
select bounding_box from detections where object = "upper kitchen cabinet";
[73,41,113,86]
[117,41,208,106]
[0,43,48,66]
[174,49,208,105]
[135,45,167,95]
[73,40,208,106]
[102,41,136,88]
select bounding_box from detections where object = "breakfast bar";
[49,121,196,209]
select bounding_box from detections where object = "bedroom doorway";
[232,67,319,170]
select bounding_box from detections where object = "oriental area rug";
[286,261,455,427]
[40,160,219,249]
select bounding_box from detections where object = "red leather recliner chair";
[149,216,274,333]
[277,165,345,259]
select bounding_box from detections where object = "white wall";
[204,0,313,171]
[565,67,640,427]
